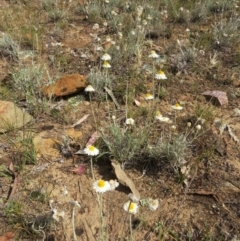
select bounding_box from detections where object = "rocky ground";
[0,0,240,240]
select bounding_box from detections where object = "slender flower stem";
[174,110,177,125]
[90,157,95,182]
[72,208,77,241]
[89,93,98,130]
[99,193,104,240]
[129,214,133,241]
[152,62,155,97]
[127,201,133,241]
[125,80,129,119]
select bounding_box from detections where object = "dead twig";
[104,87,121,110]
[6,162,18,202]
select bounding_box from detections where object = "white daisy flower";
[123,201,139,214]
[171,103,183,110]
[148,50,159,59]
[147,15,153,20]
[85,85,95,92]
[131,30,136,35]
[155,111,171,123]
[126,118,134,125]
[155,70,167,80]
[157,116,170,123]
[84,145,99,156]
[148,198,159,211]
[155,111,162,118]
[52,209,65,222]
[92,23,99,30]
[171,125,177,130]
[93,179,111,193]
[103,61,111,68]
[101,53,111,61]
[196,124,201,130]
[142,20,147,25]
[118,32,123,39]
[144,93,154,100]
[111,10,118,16]
[109,180,119,190]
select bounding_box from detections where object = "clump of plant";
[10,63,53,116]
[4,201,24,225]
[101,121,149,166]
[206,0,235,13]
[190,1,208,22]
[172,6,191,23]
[170,40,199,74]
[195,103,216,124]
[1,131,37,170]
[212,15,240,49]
[87,69,111,100]
[0,34,20,60]
[42,0,69,24]
[149,132,191,174]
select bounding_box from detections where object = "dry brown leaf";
[134,99,141,106]
[111,160,140,200]
[215,119,239,143]
[71,114,89,128]
[202,90,228,106]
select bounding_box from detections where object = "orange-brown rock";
[43,74,86,97]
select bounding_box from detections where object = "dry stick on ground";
[104,87,122,110]
[6,162,18,202]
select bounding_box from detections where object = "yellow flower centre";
[129,203,135,211]
[146,93,152,98]
[156,111,161,116]
[88,145,95,151]
[98,180,105,187]
[151,50,155,55]
[175,103,180,107]
[158,70,164,75]
[103,61,109,66]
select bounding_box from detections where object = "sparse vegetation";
[0,0,240,240]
